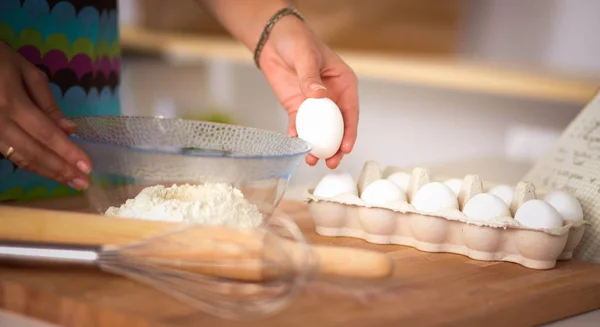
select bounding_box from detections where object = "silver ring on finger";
[1,146,15,160]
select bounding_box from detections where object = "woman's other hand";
[0,41,91,189]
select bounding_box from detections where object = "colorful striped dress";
[0,0,121,201]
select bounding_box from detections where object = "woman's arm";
[196,0,359,170]
[196,0,291,51]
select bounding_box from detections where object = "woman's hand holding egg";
[257,15,359,169]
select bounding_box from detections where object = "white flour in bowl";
[104,183,263,227]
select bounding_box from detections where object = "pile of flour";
[104,183,263,227]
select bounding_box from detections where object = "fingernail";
[309,83,327,92]
[59,118,77,130]
[68,178,88,190]
[342,142,354,153]
[76,160,91,174]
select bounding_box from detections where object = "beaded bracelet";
[253,7,305,70]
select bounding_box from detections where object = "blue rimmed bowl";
[69,116,311,221]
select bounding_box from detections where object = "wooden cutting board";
[1,197,600,327]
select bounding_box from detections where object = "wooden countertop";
[120,26,599,104]
[1,196,600,327]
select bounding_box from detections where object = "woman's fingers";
[295,48,328,99]
[20,59,78,134]
[305,154,319,166]
[287,110,298,138]
[0,43,89,189]
[304,65,358,168]
[286,105,321,166]
[11,98,92,175]
[0,120,89,189]
[336,69,359,155]
[325,150,344,170]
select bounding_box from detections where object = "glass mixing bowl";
[69,116,311,223]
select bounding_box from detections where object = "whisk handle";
[284,241,395,280]
[0,240,100,267]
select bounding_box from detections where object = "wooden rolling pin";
[0,206,394,281]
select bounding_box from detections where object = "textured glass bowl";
[69,116,311,222]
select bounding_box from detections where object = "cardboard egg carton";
[306,161,587,270]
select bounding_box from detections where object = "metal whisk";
[0,215,393,320]
[99,216,314,320]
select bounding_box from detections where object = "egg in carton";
[305,161,587,270]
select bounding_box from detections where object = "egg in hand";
[295,98,344,159]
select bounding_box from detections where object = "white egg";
[443,178,463,196]
[488,185,515,206]
[313,172,357,198]
[387,172,412,192]
[544,190,583,222]
[360,179,406,206]
[514,199,564,229]
[411,182,459,213]
[462,193,510,222]
[295,97,344,159]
